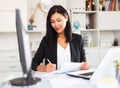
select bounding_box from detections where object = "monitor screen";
[9,9,41,86]
[15,9,32,74]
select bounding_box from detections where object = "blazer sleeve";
[31,37,46,71]
[71,34,86,62]
[79,35,86,62]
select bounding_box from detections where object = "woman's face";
[50,12,68,34]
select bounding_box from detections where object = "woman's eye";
[51,21,55,23]
[51,19,62,23]
[57,19,61,22]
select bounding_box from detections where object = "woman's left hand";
[80,62,90,70]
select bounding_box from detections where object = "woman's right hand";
[45,63,56,72]
[37,63,56,72]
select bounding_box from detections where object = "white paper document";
[53,62,82,74]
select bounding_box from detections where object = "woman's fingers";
[80,62,90,70]
[46,63,56,72]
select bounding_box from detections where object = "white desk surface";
[0,71,96,88]
[0,71,119,88]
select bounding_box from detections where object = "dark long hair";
[45,5,72,45]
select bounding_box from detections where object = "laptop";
[67,68,95,80]
[67,47,120,80]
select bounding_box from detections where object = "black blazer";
[32,33,86,71]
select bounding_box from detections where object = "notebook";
[67,47,120,80]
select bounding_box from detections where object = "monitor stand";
[9,72,41,86]
[9,77,41,86]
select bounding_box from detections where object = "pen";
[47,59,52,64]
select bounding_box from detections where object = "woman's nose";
[55,22,59,27]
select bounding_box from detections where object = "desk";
[0,71,119,88]
[0,71,95,88]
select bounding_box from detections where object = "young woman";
[32,5,90,72]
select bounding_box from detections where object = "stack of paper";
[53,62,82,74]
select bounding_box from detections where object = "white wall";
[0,0,27,72]
[0,0,27,50]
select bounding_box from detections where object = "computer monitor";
[9,9,41,86]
